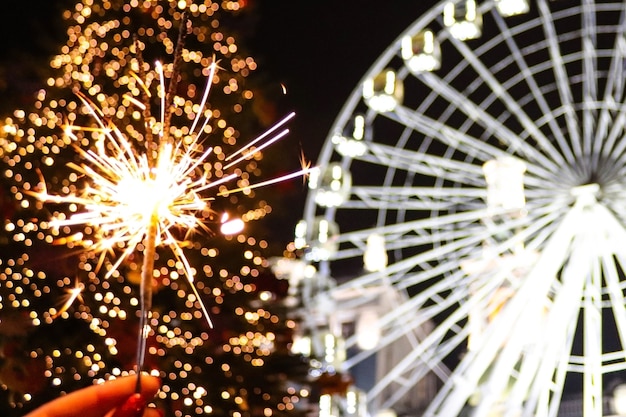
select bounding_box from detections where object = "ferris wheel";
[288,0,626,416]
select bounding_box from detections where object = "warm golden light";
[0,1,307,414]
[33,61,312,327]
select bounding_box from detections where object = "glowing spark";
[34,60,311,329]
[188,59,218,136]
[155,61,166,128]
[217,168,317,197]
[36,92,218,325]
[128,70,152,98]
[299,147,312,184]
[52,281,85,319]
[224,111,295,168]
[122,93,147,111]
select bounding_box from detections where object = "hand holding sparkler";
[32,10,315,405]
[24,375,162,417]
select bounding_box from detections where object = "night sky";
[248,1,433,232]
[249,1,432,162]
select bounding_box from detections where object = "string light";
[0,1,310,415]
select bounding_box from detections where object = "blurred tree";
[0,1,311,416]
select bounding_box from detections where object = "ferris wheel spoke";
[343,273,472,368]
[425,195,589,416]
[520,307,578,417]
[490,10,578,167]
[376,329,466,411]
[581,0,598,165]
[521,258,588,417]
[537,0,584,165]
[412,277,523,416]
[332,205,532,261]
[344,185,571,212]
[386,105,504,165]
[366,285,488,409]
[584,261,603,414]
[602,105,626,164]
[599,101,626,177]
[343,185,485,210]
[390,104,566,186]
[441,33,574,177]
[596,208,626,359]
[595,21,626,164]
[356,139,486,186]
[329,196,567,272]
[497,230,592,416]
[369,266,523,355]
[330,232,480,288]
[609,257,626,350]
[396,207,568,292]
[335,216,556,311]
[334,206,488,241]
[609,38,626,105]
[411,69,567,180]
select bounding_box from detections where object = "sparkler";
[32,51,314,397]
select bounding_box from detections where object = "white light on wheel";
[363,69,403,112]
[495,0,530,17]
[402,29,441,73]
[444,0,482,41]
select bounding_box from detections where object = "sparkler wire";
[135,216,157,393]
[32,13,315,400]
[134,14,190,393]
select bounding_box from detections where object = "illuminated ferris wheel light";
[612,384,626,415]
[310,163,352,208]
[495,0,530,16]
[346,387,368,417]
[401,30,442,73]
[295,217,340,262]
[332,114,369,157]
[298,0,626,415]
[482,157,527,212]
[363,233,388,272]
[362,69,403,112]
[356,309,381,350]
[443,0,483,41]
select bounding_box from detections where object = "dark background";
[0,1,434,244]
[247,1,432,237]
[248,2,431,161]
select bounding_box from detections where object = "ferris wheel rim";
[297,1,626,415]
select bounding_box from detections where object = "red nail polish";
[111,393,146,417]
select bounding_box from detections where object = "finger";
[105,395,163,417]
[143,408,163,417]
[26,374,161,417]
[104,405,163,417]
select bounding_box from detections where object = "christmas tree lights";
[0,1,311,416]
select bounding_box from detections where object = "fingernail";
[111,393,147,417]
